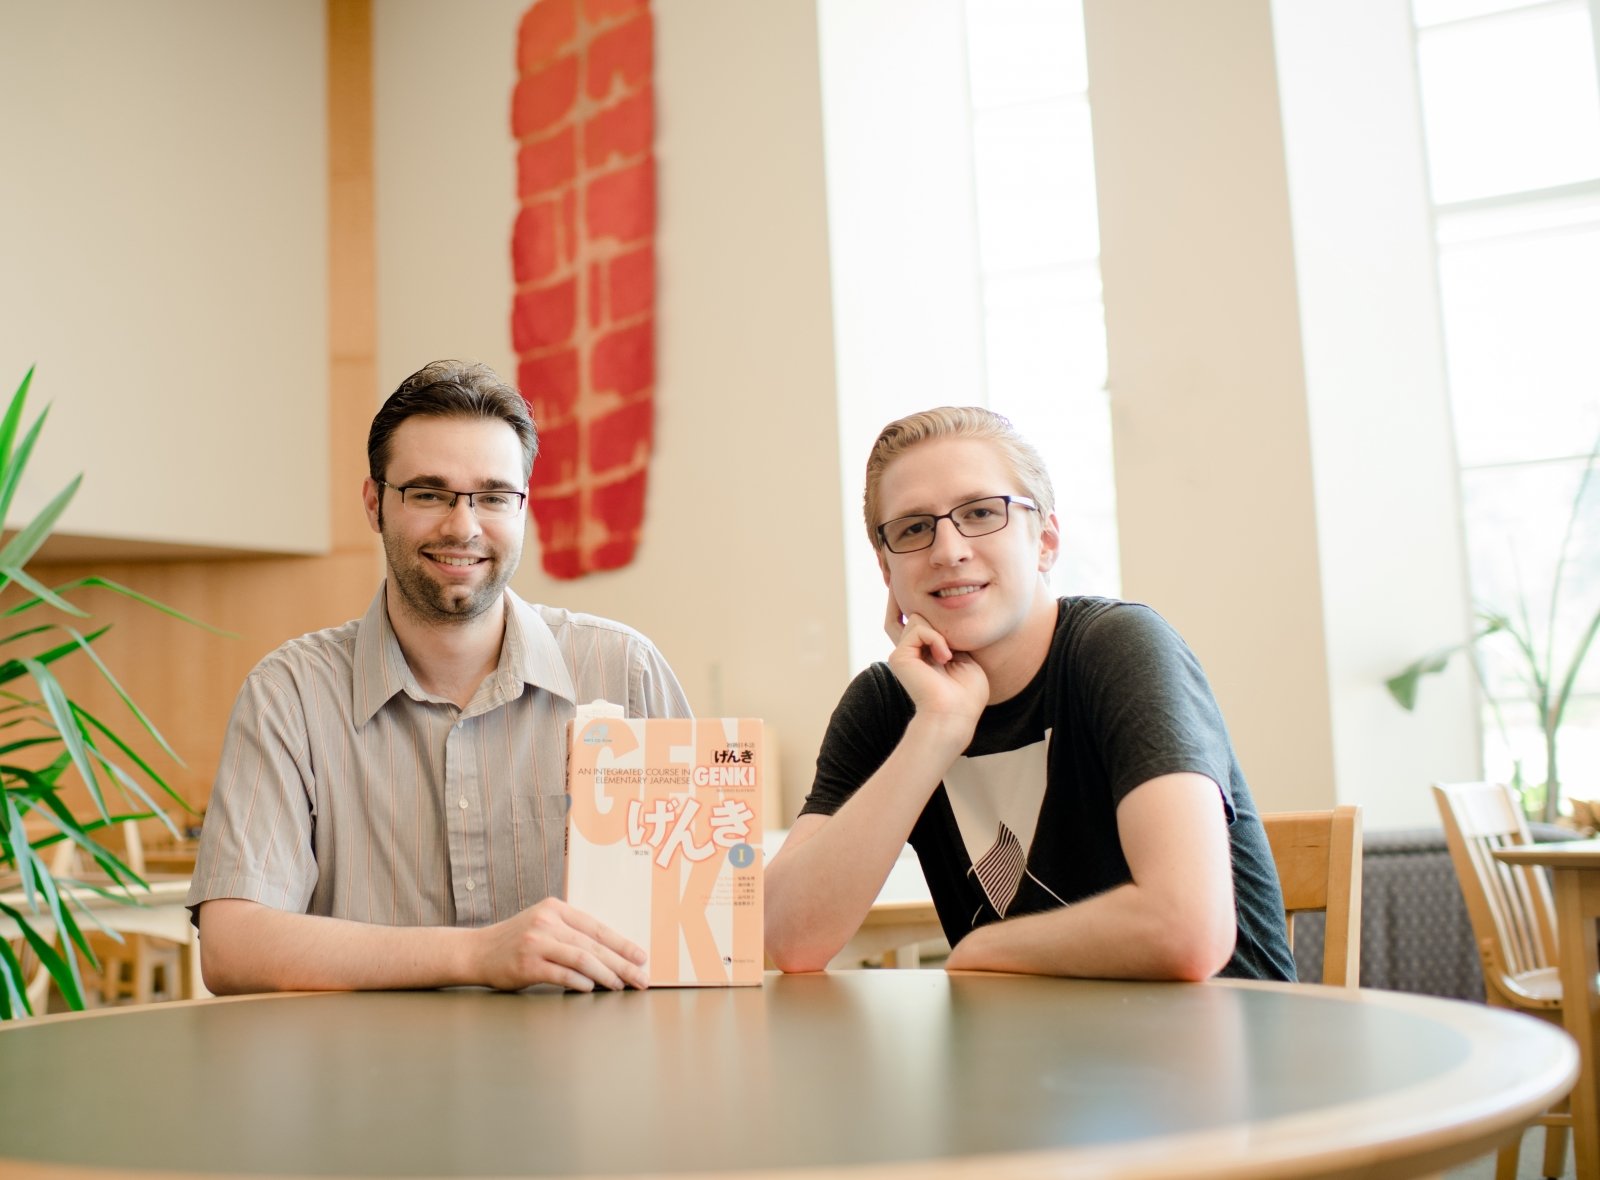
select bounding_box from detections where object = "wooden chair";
[1261,806,1363,987]
[1434,780,1571,1180]
[87,822,185,1006]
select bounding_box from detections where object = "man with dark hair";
[189,360,688,994]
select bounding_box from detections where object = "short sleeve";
[186,665,322,921]
[800,665,912,818]
[1071,604,1238,816]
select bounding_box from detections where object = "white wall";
[816,0,988,677]
[1273,0,1481,825]
[374,0,849,819]
[0,0,328,557]
[1085,0,1479,824]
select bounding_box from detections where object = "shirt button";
[458,798,469,809]
[465,878,476,892]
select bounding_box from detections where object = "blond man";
[766,408,1294,981]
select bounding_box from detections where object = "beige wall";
[374,0,849,819]
[6,0,1480,829]
[14,1,381,815]
[1085,0,1478,825]
[0,0,330,557]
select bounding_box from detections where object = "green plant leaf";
[3,790,42,904]
[77,739,175,844]
[0,901,84,1010]
[0,479,81,578]
[46,883,101,966]
[66,630,186,768]
[0,625,113,687]
[0,935,32,1018]
[1551,600,1600,736]
[0,366,34,477]
[22,656,107,820]
[0,472,80,576]
[1385,620,1506,711]
[3,576,234,637]
[0,735,70,758]
[28,797,141,885]
[0,622,68,647]
[0,369,39,529]
[74,701,186,811]
[0,367,211,1020]
[0,566,88,618]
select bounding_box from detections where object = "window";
[1413,0,1600,805]
[964,0,1119,597]
[818,0,1120,673]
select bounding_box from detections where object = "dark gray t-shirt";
[801,596,1296,981]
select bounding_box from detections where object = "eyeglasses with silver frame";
[378,481,527,518]
[876,494,1038,554]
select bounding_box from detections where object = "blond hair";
[862,406,1055,549]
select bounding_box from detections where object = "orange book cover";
[566,708,763,986]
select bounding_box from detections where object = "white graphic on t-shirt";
[942,732,1050,917]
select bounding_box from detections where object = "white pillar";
[1085,0,1479,825]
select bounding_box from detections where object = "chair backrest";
[1262,806,1363,986]
[1432,781,1559,995]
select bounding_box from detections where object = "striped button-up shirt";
[188,586,691,927]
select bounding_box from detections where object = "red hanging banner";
[512,0,655,579]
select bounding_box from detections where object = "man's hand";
[197,896,648,995]
[884,594,988,747]
[476,898,649,992]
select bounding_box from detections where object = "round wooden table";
[0,971,1576,1179]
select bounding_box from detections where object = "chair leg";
[1494,1134,1521,1180]
[180,938,202,999]
[130,937,151,1005]
[1542,1122,1570,1178]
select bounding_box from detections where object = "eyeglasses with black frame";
[377,482,527,518]
[876,495,1038,554]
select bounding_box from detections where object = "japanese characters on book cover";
[566,708,763,986]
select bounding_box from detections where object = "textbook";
[565,704,764,986]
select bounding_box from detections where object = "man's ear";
[1037,511,1061,573]
[363,478,382,535]
[877,547,892,587]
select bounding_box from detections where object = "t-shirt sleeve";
[1073,603,1239,818]
[799,664,911,818]
[185,665,321,922]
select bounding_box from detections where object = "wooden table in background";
[0,874,202,1007]
[0,971,1576,1179]
[1493,838,1600,1179]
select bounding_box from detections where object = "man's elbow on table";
[767,940,833,974]
[763,889,841,973]
[762,911,836,974]
[1148,903,1236,982]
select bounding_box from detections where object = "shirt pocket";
[512,790,570,906]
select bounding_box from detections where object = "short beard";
[380,516,517,626]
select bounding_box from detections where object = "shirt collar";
[351,584,576,725]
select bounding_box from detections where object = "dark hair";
[368,360,538,483]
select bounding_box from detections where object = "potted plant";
[0,366,206,1018]
[1387,440,1600,825]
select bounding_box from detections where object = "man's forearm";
[198,899,479,995]
[764,716,966,971]
[944,881,1236,982]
